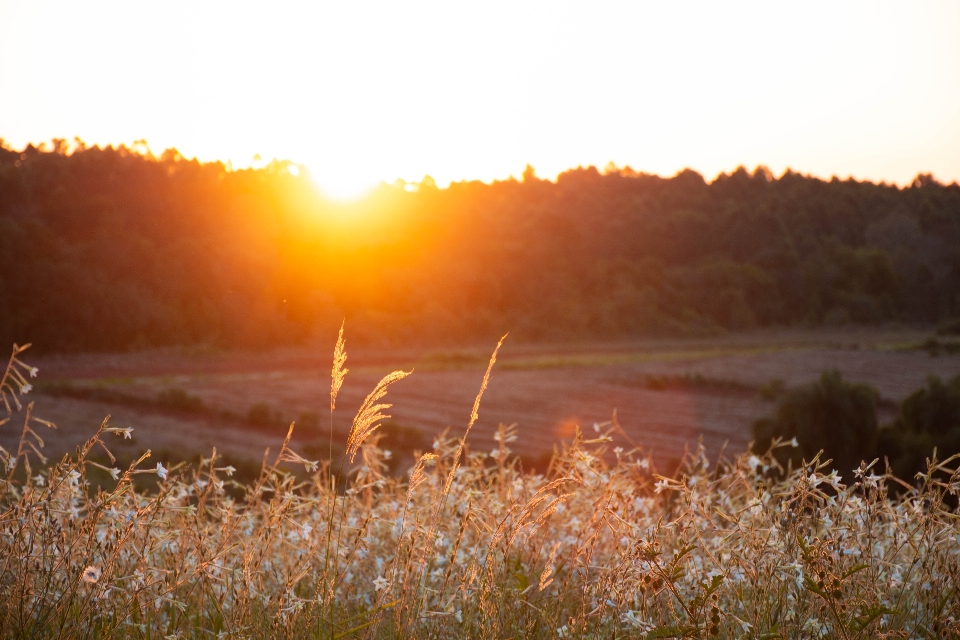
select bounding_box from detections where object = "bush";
[155,387,204,412]
[878,375,960,481]
[247,402,284,428]
[296,410,321,433]
[752,370,879,480]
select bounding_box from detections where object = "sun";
[305,164,380,203]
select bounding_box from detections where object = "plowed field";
[10,328,960,472]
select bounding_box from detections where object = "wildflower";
[109,468,121,480]
[621,610,656,631]
[373,575,389,592]
[654,478,671,494]
[81,566,101,584]
[637,458,650,471]
[222,465,236,476]
[156,462,168,479]
[557,625,570,638]
[29,366,39,377]
[613,446,624,457]
[747,455,762,472]
[790,437,799,447]
[20,383,32,394]
[455,610,463,623]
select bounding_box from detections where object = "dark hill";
[2,141,958,352]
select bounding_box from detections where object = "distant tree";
[2,141,960,352]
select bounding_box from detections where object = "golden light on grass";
[1,340,959,636]
[345,369,411,463]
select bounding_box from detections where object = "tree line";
[2,141,959,352]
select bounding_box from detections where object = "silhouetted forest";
[2,141,959,352]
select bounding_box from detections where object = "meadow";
[2,336,959,638]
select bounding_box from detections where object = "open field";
[9,327,959,473]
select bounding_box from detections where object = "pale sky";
[1,1,958,199]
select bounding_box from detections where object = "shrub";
[752,370,879,480]
[296,410,321,433]
[247,402,283,428]
[879,375,960,481]
[155,387,204,412]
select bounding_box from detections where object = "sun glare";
[309,173,379,203]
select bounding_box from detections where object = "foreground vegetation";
[2,340,959,639]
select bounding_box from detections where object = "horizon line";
[2,136,954,193]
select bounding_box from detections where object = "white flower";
[29,366,39,378]
[747,455,762,472]
[156,462,168,479]
[790,437,799,447]
[621,610,656,631]
[222,466,236,477]
[81,566,101,584]
[455,610,463,623]
[637,458,650,471]
[20,383,32,395]
[613,447,624,457]
[557,625,570,638]
[373,575,388,592]
[654,478,672,494]
[109,468,121,480]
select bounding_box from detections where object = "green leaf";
[803,576,825,597]
[334,617,383,639]
[513,569,529,591]
[673,544,698,563]
[841,563,869,579]
[705,574,724,596]
[647,625,682,638]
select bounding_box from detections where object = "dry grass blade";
[443,334,507,498]
[345,369,411,463]
[331,321,349,413]
[407,453,438,499]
